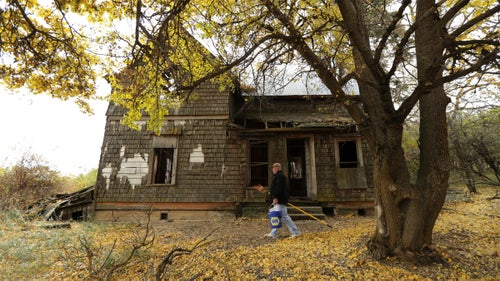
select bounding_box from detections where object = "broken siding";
[96,120,154,202]
[95,81,245,204]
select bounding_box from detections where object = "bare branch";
[396,46,498,123]
[155,227,220,281]
[386,17,416,79]
[439,49,499,85]
[439,0,470,26]
[174,33,281,93]
[450,4,500,38]
[336,0,385,81]
[374,0,411,64]
[261,0,344,95]
[105,208,156,279]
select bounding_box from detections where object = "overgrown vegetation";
[401,107,500,194]
[449,108,500,193]
[0,152,64,211]
[0,186,497,280]
[0,151,97,214]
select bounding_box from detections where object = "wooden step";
[287,205,326,221]
[289,213,326,221]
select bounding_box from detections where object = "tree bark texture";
[338,0,451,264]
[412,0,451,253]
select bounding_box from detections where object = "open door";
[287,138,307,197]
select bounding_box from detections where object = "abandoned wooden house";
[89,81,374,222]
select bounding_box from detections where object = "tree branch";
[395,83,429,123]
[155,227,219,281]
[260,0,369,124]
[439,49,499,86]
[386,17,416,79]
[450,4,500,38]
[174,33,280,93]
[374,0,411,64]
[439,0,470,27]
[12,0,39,34]
[336,0,385,82]
[396,46,498,122]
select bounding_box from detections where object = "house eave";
[230,126,358,136]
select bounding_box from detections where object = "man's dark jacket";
[270,170,290,205]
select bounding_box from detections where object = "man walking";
[265,163,301,239]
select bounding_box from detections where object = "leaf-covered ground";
[1,187,498,280]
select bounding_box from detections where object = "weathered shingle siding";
[315,134,337,201]
[104,83,230,117]
[177,83,230,115]
[169,119,244,202]
[95,119,153,202]
[95,82,245,204]
[95,84,374,217]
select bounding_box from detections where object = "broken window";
[336,138,368,189]
[152,148,174,184]
[250,140,269,186]
[151,136,178,184]
[338,140,359,168]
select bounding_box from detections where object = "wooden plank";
[337,167,368,189]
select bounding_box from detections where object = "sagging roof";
[232,95,359,130]
[242,112,356,128]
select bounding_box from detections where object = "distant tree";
[0,152,64,210]
[449,108,500,192]
[65,169,98,193]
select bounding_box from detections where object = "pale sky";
[0,84,110,176]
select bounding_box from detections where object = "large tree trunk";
[338,0,451,264]
[412,0,451,255]
[365,119,418,261]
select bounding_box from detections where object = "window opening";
[250,140,269,186]
[338,141,359,168]
[152,147,174,184]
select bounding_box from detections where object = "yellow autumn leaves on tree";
[1,0,498,130]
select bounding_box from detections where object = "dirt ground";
[1,189,498,280]
[152,214,369,250]
[141,191,499,280]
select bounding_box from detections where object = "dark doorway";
[287,139,307,197]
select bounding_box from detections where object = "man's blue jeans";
[270,204,300,237]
